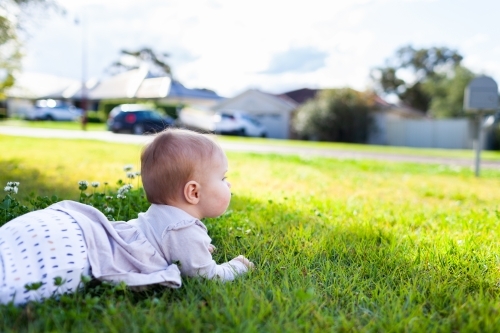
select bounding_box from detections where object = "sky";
[20,0,500,98]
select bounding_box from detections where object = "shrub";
[293,88,376,143]
[85,110,105,123]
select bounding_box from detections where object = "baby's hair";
[141,128,222,204]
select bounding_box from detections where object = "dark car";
[107,104,174,135]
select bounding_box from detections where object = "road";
[1,126,500,169]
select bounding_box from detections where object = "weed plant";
[1,136,500,332]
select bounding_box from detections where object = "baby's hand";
[233,255,255,269]
[208,244,216,254]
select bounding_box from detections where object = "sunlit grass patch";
[2,135,500,331]
[0,119,106,131]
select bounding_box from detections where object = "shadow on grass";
[1,192,500,332]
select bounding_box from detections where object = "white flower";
[104,207,114,213]
[4,182,19,194]
[116,184,133,198]
[91,182,100,188]
[135,171,141,176]
[117,184,133,194]
[123,164,134,172]
[78,180,89,191]
[126,172,135,179]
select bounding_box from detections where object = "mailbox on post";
[464,76,498,112]
[464,76,499,177]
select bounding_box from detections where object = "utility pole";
[80,8,88,131]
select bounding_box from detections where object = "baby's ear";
[183,180,200,204]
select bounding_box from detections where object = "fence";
[369,116,488,149]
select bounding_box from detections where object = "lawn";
[3,118,500,161]
[0,119,106,132]
[2,135,500,332]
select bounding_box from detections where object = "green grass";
[0,119,106,131]
[219,135,500,161]
[2,135,500,332]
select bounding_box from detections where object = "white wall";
[213,90,295,139]
[7,99,34,118]
[370,117,483,149]
[252,112,289,139]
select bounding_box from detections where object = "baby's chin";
[208,207,230,219]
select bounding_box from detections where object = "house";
[5,67,223,117]
[89,66,223,108]
[4,72,95,118]
[212,89,297,139]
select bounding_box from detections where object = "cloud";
[262,47,328,74]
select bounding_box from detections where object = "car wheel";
[133,124,144,135]
[45,114,54,121]
[261,133,267,138]
[238,128,246,136]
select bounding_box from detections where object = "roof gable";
[89,67,148,100]
[214,89,297,113]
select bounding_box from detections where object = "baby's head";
[141,128,231,218]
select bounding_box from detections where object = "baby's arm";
[164,223,253,281]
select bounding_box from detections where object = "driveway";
[1,126,500,169]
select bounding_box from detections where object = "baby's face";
[197,151,232,218]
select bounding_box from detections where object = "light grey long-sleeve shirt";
[49,201,248,287]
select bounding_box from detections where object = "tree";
[0,0,59,97]
[293,88,375,143]
[422,65,476,118]
[371,45,464,112]
[106,47,172,77]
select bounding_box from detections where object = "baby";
[0,128,254,305]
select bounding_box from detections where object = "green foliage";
[0,0,59,98]
[85,110,105,123]
[293,88,375,143]
[372,45,465,112]
[423,66,476,118]
[0,15,21,98]
[156,103,181,119]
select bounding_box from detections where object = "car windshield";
[221,114,235,120]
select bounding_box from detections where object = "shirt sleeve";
[163,223,248,281]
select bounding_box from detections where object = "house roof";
[88,68,223,101]
[7,68,223,103]
[6,72,82,99]
[213,89,297,113]
[279,88,319,104]
[89,67,149,100]
[383,104,427,118]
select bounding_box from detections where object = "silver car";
[25,99,82,121]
